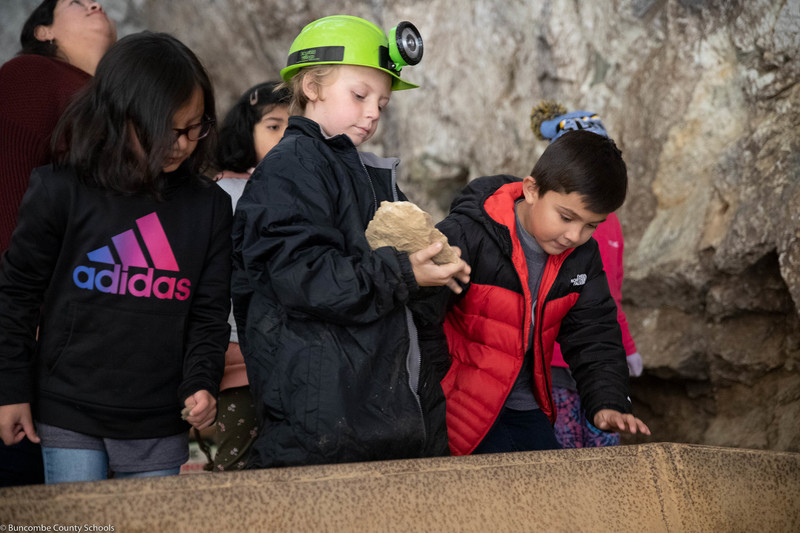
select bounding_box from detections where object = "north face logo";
[72,212,191,300]
[570,273,587,286]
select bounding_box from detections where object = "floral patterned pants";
[213,386,258,471]
[552,386,620,448]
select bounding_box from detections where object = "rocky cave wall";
[3,0,798,451]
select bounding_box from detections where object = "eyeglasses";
[173,117,215,141]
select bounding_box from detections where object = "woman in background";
[0,0,116,255]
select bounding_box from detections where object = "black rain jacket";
[231,116,449,468]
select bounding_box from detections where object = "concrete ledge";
[1,443,798,532]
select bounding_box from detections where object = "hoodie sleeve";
[0,168,65,405]
[594,214,638,357]
[177,188,232,401]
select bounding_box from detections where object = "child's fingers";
[618,414,652,436]
[0,426,16,446]
[411,242,443,263]
[593,410,615,431]
[445,278,463,294]
[181,392,205,420]
[441,264,469,292]
[192,393,210,412]
[0,424,36,445]
[0,404,40,445]
[443,257,471,278]
[185,408,208,424]
[187,404,216,430]
[593,410,651,436]
[184,391,216,428]
[454,266,471,285]
[22,418,40,444]
[623,415,636,433]
[191,411,217,431]
[181,398,196,420]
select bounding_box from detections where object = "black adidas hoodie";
[0,164,231,439]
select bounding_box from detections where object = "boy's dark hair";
[215,81,290,172]
[53,31,216,199]
[530,129,627,214]
[19,0,59,57]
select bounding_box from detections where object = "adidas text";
[73,265,191,300]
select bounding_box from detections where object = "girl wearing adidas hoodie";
[0,32,231,484]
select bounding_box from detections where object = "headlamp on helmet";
[389,21,423,69]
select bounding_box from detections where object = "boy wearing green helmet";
[231,15,470,468]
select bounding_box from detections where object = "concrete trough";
[0,442,798,532]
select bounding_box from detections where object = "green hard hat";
[280,15,422,91]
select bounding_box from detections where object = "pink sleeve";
[594,215,637,356]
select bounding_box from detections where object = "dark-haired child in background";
[212,81,289,471]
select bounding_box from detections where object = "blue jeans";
[42,447,180,484]
[473,407,562,454]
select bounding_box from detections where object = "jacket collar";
[286,115,355,151]
[484,181,523,230]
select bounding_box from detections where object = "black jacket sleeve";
[557,245,632,421]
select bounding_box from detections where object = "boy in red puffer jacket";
[437,127,650,455]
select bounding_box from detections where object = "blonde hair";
[280,64,339,116]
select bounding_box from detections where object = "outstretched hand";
[409,242,471,294]
[0,403,40,446]
[593,409,651,436]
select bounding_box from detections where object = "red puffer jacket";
[437,175,631,455]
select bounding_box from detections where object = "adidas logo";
[72,212,191,300]
[570,273,587,287]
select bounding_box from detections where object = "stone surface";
[2,0,798,452]
[0,443,798,532]
[366,201,458,264]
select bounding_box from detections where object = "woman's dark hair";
[53,31,217,198]
[19,0,59,57]
[530,129,628,214]
[214,81,290,172]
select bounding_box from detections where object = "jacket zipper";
[359,153,424,446]
[405,308,427,449]
[537,256,565,419]
[358,156,378,212]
